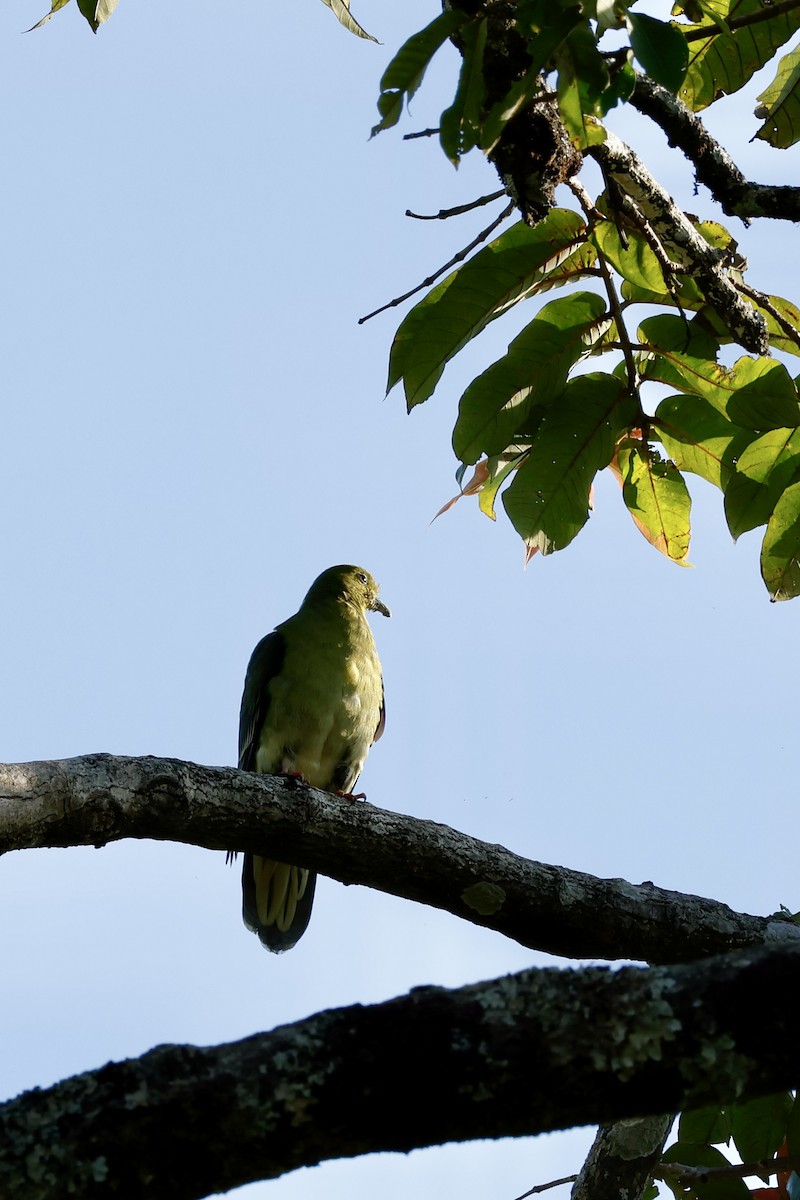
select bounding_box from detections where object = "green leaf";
[679,0,800,112]
[655,393,753,490]
[786,1090,800,1156]
[661,1141,750,1200]
[620,275,705,310]
[725,470,782,540]
[482,5,583,152]
[598,56,637,113]
[372,11,468,135]
[724,427,800,540]
[319,0,377,42]
[678,1105,732,1146]
[478,454,526,520]
[453,291,611,464]
[627,13,689,91]
[753,294,800,357]
[761,478,800,600]
[26,0,71,31]
[502,372,636,554]
[556,23,610,148]
[440,18,488,165]
[640,315,800,428]
[592,220,670,295]
[730,1092,792,1168]
[617,439,692,563]
[755,43,800,147]
[387,211,591,408]
[76,0,117,29]
[735,427,800,485]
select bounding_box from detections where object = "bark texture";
[5,942,800,1199]
[2,753,798,964]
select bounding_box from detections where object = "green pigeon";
[237,565,389,952]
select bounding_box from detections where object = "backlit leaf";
[679,0,800,112]
[453,291,610,464]
[755,43,800,147]
[761,479,800,600]
[655,393,753,490]
[373,10,469,134]
[502,372,637,554]
[388,211,591,408]
[617,439,692,563]
[26,0,71,31]
[592,220,670,294]
[319,0,377,41]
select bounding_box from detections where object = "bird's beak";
[371,597,391,618]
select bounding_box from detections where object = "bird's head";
[305,565,391,619]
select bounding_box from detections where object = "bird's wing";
[238,630,285,772]
[374,677,386,744]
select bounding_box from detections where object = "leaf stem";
[567,177,644,420]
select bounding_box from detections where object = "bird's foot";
[280,771,310,788]
[335,789,367,802]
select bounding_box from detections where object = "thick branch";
[588,131,768,353]
[571,1116,673,1200]
[6,942,800,1199]
[629,75,800,222]
[2,753,798,965]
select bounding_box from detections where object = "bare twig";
[512,1173,578,1199]
[358,201,515,323]
[406,189,507,220]
[403,127,440,140]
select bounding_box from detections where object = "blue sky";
[1,2,798,1197]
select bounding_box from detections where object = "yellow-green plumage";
[238,565,389,952]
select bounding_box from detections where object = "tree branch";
[2,754,798,965]
[629,74,800,223]
[588,131,768,353]
[571,1116,673,1200]
[6,941,800,1200]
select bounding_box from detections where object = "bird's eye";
[356,572,368,584]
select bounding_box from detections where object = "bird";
[236,565,389,952]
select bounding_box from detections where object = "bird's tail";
[241,853,317,953]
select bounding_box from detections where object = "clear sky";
[0,2,797,1197]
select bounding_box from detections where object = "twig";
[736,280,800,351]
[358,200,515,324]
[657,1151,800,1184]
[403,127,440,140]
[684,0,800,41]
[406,189,507,220]
[567,176,644,413]
[512,1174,578,1199]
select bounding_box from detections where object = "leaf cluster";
[388,199,800,596]
[661,1092,800,1200]
[373,0,800,598]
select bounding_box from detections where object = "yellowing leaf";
[319,0,377,42]
[617,439,692,564]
